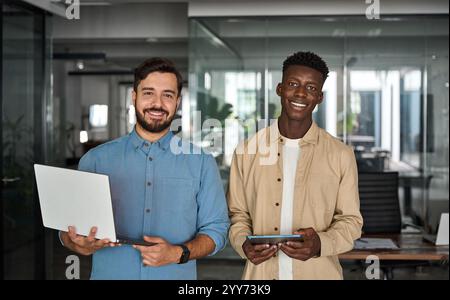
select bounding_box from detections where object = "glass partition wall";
[1,1,55,279]
[188,15,449,230]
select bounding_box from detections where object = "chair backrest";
[358,172,402,233]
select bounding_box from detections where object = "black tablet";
[247,234,304,245]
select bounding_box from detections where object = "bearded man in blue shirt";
[59,58,230,280]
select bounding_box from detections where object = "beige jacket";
[227,121,363,280]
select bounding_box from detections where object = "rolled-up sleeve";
[196,154,230,256]
[227,150,253,259]
[318,146,363,257]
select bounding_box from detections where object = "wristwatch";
[177,244,190,264]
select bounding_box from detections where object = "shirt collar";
[129,127,174,152]
[268,119,319,146]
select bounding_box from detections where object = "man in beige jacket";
[227,51,363,280]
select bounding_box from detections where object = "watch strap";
[177,244,190,264]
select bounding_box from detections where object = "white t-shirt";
[279,136,301,280]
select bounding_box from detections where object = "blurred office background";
[1,0,448,279]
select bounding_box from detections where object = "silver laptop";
[423,213,449,246]
[34,164,155,246]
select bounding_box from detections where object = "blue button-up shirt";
[78,128,230,279]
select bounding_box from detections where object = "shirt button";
[274,227,278,231]
[145,208,151,213]
[147,182,152,186]
[277,153,280,156]
[277,178,281,182]
[148,157,153,161]
[275,203,279,206]
[144,143,149,147]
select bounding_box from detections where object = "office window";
[224,72,259,121]
[89,105,108,128]
[400,70,422,169]
[349,71,382,149]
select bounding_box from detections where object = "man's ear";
[276,83,282,97]
[132,90,137,107]
[318,91,324,104]
[176,96,181,111]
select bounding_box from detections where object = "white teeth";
[148,111,164,116]
[291,102,307,108]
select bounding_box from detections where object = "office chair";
[358,172,428,279]
[358,172,402,234]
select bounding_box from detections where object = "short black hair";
[282,51,329,83]
[133,57,183,95]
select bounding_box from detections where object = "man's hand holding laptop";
[60,226,119,256]
[60,225,180,266]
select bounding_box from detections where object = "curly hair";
[282,51,329,82]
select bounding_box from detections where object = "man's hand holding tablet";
[242,234,303,265]
[279,228,322,261]
[243,228,321,264]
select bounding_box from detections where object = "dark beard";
[135,108,173,133]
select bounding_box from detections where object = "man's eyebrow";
[162,89,176,94]
[141,87,176,94]
[285,77,320,85]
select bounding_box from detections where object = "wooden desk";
[339,234,449,261]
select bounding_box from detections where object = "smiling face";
[277,65,324,123]
[132,71,180,133]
